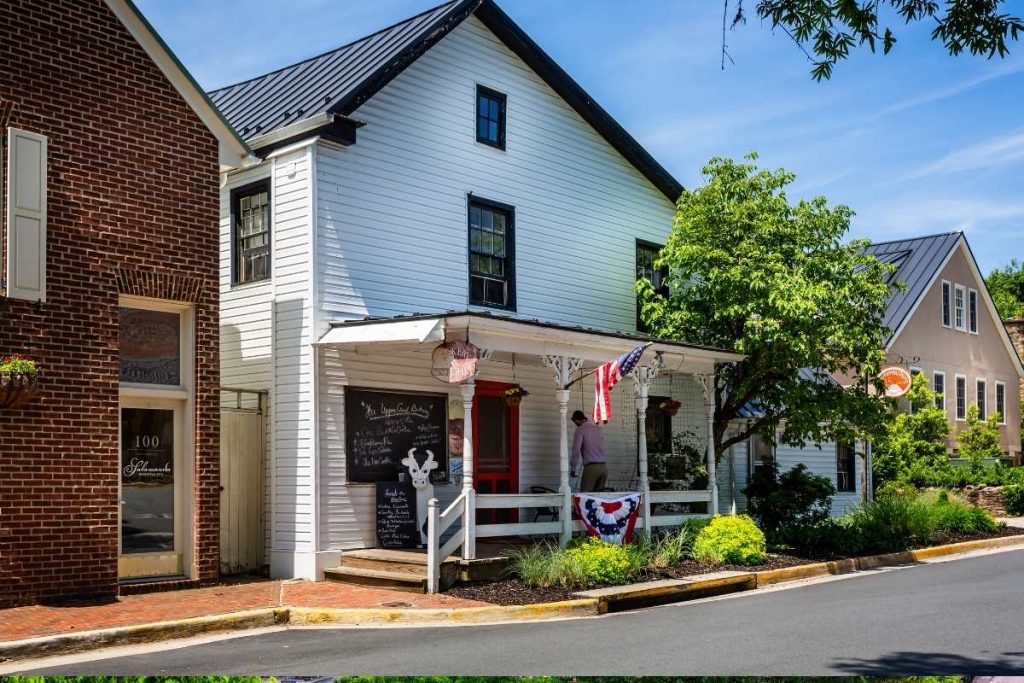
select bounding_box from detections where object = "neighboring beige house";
[867,232,1024,460]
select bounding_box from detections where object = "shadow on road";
[833,650,1024,674]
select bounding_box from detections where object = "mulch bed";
[447,525,1024,606]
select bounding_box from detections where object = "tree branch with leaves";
[638,154,899,462]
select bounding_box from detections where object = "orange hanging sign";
[879,366,912,398]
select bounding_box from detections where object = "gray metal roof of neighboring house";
[207,0,684,200]
[864,231,963,344]
[736,367,839,420]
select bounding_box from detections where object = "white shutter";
[5,128,47,302]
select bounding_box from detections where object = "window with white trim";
[977,378,987,420]
[968,288,979,334]
[836,441,856,493]
[941,280,952,328]
[996,382,1007,425]
[954,284,966,331]
[231,180,271,285]
[909,367,923,413]
[955,375,967,420]
[750,434,775,476]
[933,371,945,411]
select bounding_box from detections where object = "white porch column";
[630,357,661,535]
[460,379,476,559]
[543,355,582,548]
[696,372,719,516]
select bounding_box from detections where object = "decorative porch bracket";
[630,352,664,535]
[542,355,583,547]
[695,372,719,515]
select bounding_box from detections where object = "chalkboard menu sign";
[345,388,448,484]
[376,479,421,549]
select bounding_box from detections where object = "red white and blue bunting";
[573,493,642,545]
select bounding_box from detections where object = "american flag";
[593,344,649,423]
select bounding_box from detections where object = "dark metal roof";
[864,231,963,344]
[208,0,683,201]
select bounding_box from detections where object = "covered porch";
[316,311,742,592]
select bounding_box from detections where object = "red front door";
[472,380,520,525]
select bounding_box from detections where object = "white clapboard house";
[211,0,770,591]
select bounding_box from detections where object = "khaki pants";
[580,462,608,492]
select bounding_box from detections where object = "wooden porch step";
[324,565,428,593]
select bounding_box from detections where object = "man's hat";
[571,410,587,422]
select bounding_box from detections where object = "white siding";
[220,162,275,562]
[315,15,675,331]
[774,442,863,516]
[269,145,318,562]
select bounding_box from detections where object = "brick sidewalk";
[0,580,491,643]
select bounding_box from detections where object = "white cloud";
[902,128,1024,179]
[855,197,1024,239]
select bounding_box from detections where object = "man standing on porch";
[571,410,608,492]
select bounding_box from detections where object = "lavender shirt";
[571,421,607,472]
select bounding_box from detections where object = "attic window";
[476,85,506,150]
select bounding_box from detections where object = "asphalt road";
[23,549,1024,676]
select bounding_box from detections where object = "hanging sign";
[879,366,912,398]
[430,341,479,383]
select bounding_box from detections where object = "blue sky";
[137,0,1024,274]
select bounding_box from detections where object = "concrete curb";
[0,600,598,664]
[755,534,1024,587]
[0,608,287,663]
[575,571,755,614]
[288,599,599,626]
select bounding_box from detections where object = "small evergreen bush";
[744,461,835,540]
[692,514,767,565]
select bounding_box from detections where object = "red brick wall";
[0,0,220,607]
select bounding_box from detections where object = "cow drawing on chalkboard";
[402,448,438,545]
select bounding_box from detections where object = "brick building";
[0,0,249,607]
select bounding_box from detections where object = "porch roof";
[317,310,742,367]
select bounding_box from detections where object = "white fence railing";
[425,489,473,593]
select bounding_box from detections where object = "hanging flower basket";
[503,385,529,406]
[658,398,682,417]
[0,355,40,410]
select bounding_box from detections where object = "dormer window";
[476,85,506,150]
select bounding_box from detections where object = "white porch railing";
[425,489,474,593]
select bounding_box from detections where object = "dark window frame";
[749,433,775,476]
[968,288,979,333]
[956,375,967,420]
[636,239,669,333]
[996,382,1006,424]
[230,179,272,285]
[977,378,987,420]
[836,441,857,493]
[467,196,516,311]
[475,85,507,150]
[934,371,945,411]
[941,280,951,328]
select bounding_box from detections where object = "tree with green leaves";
[958,404,1005,473]
[724,0,1024,80]
[637,154,896,465]
[871,372,953,488]
[986,259,1024,320]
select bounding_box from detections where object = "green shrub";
[692,514,767,565]
[744,462,835,540]
[1005,484,1024,516]
[507,542,563,587]
[929,492,998,534]
[847,491,935,553]
[562,537,635,586]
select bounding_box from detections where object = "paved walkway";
[0,579,490,644]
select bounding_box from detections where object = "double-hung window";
[968,288,979,334]
[977,378,987,420]
[933,371,946,411]
[750,434,775,476]
[996,382,1007,424]
[954,284,966,331]
[836,441,856,493]
[231,180,271,285]
[468,198,515,310]
[955,375,967,421]
[636,240,668,332]
[476,85,506,149]
[941,280,952,328]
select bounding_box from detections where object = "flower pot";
[666,407,679,417]
[0,372,39,409]
[505,395,523,407]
